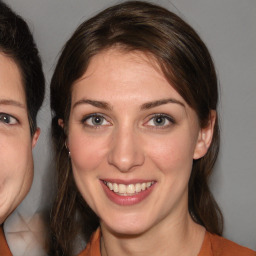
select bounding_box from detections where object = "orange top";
[0,225,12,256]
[78,228,101,256]
[78,228,256,256]
[198,232,256,256]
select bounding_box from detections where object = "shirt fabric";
[0,225,12,256]
[78,228,256,256]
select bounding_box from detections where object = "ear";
[58,119,69,148]
[58,118,64,128]
[32,127,41,148]
[193,110,216,160]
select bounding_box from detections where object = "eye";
[0,113,18,125]
[145,114,175,128]
[83,114,111,127]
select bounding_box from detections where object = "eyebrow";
[73,98,184,111]
[140,98,185,110]
[73,99,112,110]
[0,99,25,109]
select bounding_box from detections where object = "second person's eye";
[0,113,18,125]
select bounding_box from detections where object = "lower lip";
[101,181,156,206]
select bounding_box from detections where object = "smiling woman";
[49,1,255,256]
[0,1,45,254]
[67,49,210,237]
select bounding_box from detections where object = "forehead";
[72,48,186,105]
[0,53,26,105]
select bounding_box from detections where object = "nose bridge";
[107,123,144,172]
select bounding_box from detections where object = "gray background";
[4,0,256,251]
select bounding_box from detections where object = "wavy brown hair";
[50,1,223,255]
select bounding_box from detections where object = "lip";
[100,179,156,206]
[102,178,154,185]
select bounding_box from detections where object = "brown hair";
[0,0,45,134]
[50,1,223,255]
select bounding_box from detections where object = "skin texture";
[0,53,40,224]
[65,48,215,255]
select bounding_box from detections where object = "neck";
[100,212,205,256]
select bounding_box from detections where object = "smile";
[101,180,156,206]
[103,181,155,196]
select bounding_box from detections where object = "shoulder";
[0,225,12,256]
[208,232,256,256]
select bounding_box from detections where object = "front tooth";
[118,184,126,194]
[107,182,113,190]
[135,183,142,192]
[113,183,118,192]
[141,183,146,191]
[127,184,135,194]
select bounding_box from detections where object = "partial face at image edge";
[0,53,40,224]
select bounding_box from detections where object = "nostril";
[107,146,145,172]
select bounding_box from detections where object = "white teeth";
[107,182,113,190]
[118,184,126,193]
[104,181,154,195]
[113,183,118,192]
[127,184,135,194]
[135,183,142,193]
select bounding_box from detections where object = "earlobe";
[32,128,41,148]
[193,110,216,160]
[58,119,64,128]
[58,119,69,148]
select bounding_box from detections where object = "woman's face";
[67,49,213,235]
[0,53,40,224]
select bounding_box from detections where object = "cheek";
[68,131,109,210]
[0,136,32,177]
[68,131,109,172]
[0,135,33,221]
[145,132,196,175]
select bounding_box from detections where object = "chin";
[107,224,149,237]
[102,213,152,237]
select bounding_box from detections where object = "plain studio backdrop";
[4,0,256,252]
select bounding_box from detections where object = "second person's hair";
[0,0,45,134]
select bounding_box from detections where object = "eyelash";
[81,113,175,129]
[0,113,18,125]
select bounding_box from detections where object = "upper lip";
[101,179,156,185]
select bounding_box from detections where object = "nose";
[107,126,145,172]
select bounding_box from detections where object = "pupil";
[154,117,164,125]
[2,116,10,123]
[93,116,102,125]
